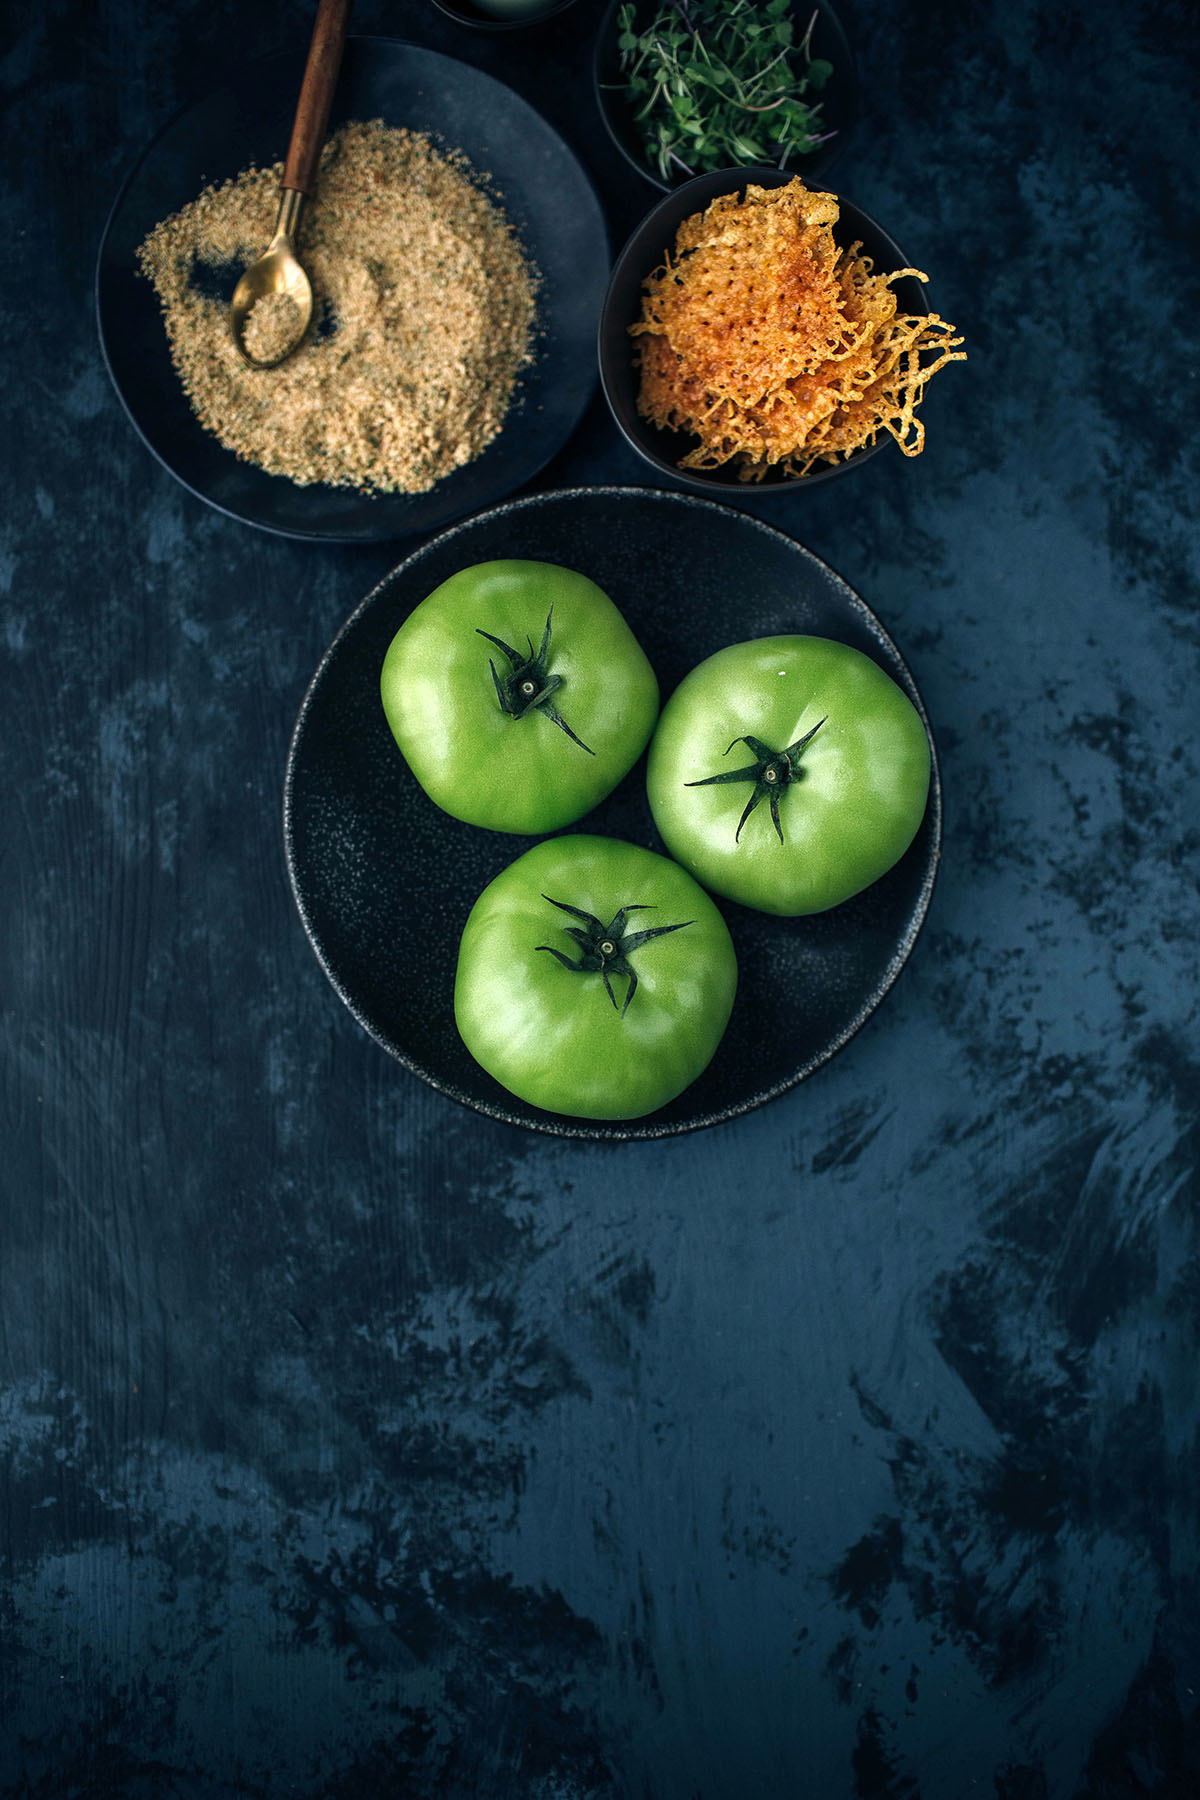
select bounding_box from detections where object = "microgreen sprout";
[611,0,834,183]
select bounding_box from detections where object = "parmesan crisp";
[632,179,964,480]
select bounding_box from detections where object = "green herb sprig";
[612,0,834,183]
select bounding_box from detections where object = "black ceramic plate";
[284,487,942,1140]
[95,38,608,542]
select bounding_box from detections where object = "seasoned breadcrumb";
[240,291,304,365]
[138,121,539,494]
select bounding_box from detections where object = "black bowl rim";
[597,165,931,498]
[592,0,859,194]
[429,0,579,32]
[282,483,943,1142]
[94,35,607,544]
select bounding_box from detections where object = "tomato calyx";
[477,607,595,755]
[685,719,827,843]
[537,896,692,1016]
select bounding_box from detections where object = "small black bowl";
[598,166,932,497]
[430,0,577,30]
[593,0,857,192]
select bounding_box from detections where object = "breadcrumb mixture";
[241,291,304,365]
[138,121,540,494]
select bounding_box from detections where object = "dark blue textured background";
[2,1,1198,1795]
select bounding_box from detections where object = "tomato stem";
[477,607,595,755]
[685,719,826,842]
[537,895,692,1015]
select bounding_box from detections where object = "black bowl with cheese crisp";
[598,167,965,496]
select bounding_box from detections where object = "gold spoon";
[229,0,352,368]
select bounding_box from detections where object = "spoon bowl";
[228,0,350,368]
[229,191,313,367]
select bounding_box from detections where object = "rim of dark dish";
[430,0,579,30]
[597,166,932,496]
[593,0,857,192]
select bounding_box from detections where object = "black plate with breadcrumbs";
[96,38,609,542]
[283,487,943,1139]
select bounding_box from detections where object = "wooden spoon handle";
[282,0,352,197]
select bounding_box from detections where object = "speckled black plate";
[283,487,942,1138]
[95,38,608,542]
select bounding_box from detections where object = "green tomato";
[380,560,659,834]
[646,636,931,916]
[454,835,737,1120]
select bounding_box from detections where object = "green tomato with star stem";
[380,560,659,835]
[454,835,738,1119]
[646,635,931,916]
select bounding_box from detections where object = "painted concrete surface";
[1,1,1197,1794]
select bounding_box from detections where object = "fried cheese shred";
[631,179,966,481]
